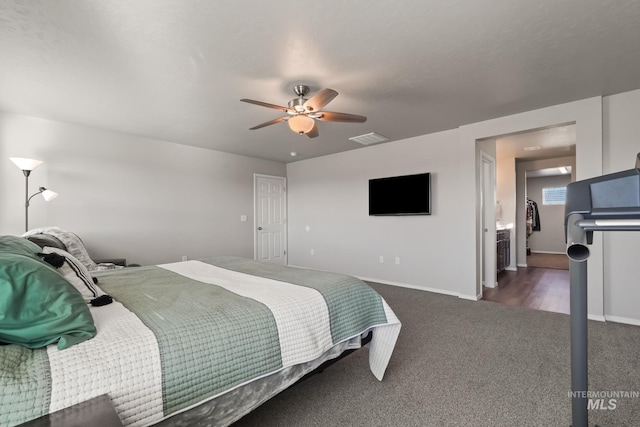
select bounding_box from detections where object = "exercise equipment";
[564,152,640,427]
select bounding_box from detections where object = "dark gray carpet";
[232,283,640,427]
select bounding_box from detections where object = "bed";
[0,235,401,426]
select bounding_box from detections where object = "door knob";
[258,227,263,230]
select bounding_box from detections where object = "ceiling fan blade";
[306,123,319,138]
[249,116,288,130]
[303,88,338,112]
[241,98,288,112]
[317,111,367,123]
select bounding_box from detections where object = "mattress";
[0,256,401,426]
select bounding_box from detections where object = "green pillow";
[0,235,43,259]
[0,252,97,350]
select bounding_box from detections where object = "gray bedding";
[0,257,400,426]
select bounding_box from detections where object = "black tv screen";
[369,172,432,216]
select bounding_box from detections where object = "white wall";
[602,88,640,325]
[496,156,516,270]
[526,174,572,253]
[287,128,467,297]
[288,96,612,319]
[3,90,638,324]
[0,112,286,265]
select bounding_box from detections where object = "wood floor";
[482,266,570,315]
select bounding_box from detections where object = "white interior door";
[254,174,287,265]
[482,153,497,289]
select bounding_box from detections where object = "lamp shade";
[10,157,43,171]
[288,115,315,134]
[41,189,58,201]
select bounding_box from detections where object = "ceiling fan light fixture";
[288,98,307,113]
[288,115,315,134]
[241,85,365,138]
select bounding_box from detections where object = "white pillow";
[42,246,107,303]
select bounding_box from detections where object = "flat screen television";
[369,172,432,216]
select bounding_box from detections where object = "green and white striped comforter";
[0,257,401,427]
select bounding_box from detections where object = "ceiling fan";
[240,84,367,138]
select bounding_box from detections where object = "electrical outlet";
[310,249,315,255]
[395,257,400,265]
[379,256,384,263]
[182,255,188,262]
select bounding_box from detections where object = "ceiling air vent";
[348,132,389,145]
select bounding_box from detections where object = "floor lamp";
[10,157,58,232]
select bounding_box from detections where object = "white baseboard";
[506,266,518,271]
[296,269,637,322]
[459,293,480,301]
[299,266,640,325]
[287,263,312,270]
[604,315,640,326]
[292,268,467,300]
[359,275,481,301]
[530,250,566,255]
[356,276,460,298]
[517,263,528,268]
[355,275,639,325]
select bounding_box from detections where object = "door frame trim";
[465,97,602,318]
[479,151,497,296]
[253,173,288,264]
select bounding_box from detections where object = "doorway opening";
[480,123,576,315]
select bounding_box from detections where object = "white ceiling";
[496,124,576,161]
[526,166,572,179]
[2,0,640,163]
[496,124,576,177]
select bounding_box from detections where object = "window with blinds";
[542,187,567,205]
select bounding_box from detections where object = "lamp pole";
[23,169,31,232]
